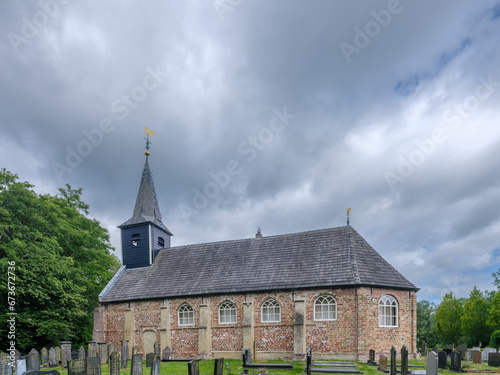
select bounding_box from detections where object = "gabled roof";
[119,158,172,235]
[100,226,418,303]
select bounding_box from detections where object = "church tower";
[118,131,173,269]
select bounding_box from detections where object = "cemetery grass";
[43,358,500,375]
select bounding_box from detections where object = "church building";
[93,149,418,362]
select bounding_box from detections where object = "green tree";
[487,290,500,332]
[436,292,464,345]
[461,287,492,346]
[0,169,120,350]
[417,299,439,347]
[493,269,500,290]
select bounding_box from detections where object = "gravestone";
[49,348,57,367]
[188,360,199,375]
[55,347,61,365]
[379,355,388,372]
[472,350,482,364]
[438,351,447,369]
[153,343,160,359]
[161,347,170,361]
[87,342,97,358]
[422,342,427,356]
[17,359,26,375]
[98,343,107,365]
[368,349,376,365]
[68,360,85,375]
[132,346,139,356]
[107,344,114,363]
[109,351,120,375]
[26,349,40,372]
[86,357,101,375]
[450,352,462,372]
[443,348,452,356]
[120,341,128,364]
[0,353,13,375]
[145,354,155,368]
[131,354,143,375]
[41,348,48,368]
[401,346,408,375]
[488,352,500,367]
[78,347,85,360]
[426,351,438,375]
[150,361,160,375]
[460,344,467,361]
[482,348,497,362]
[60,341,72,369]
[390,347,397,375]
[433,347,438,354]
[214,358,223,375]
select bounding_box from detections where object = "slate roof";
[100,226,418,303]
[119,158,173,235]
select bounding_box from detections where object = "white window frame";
[178,303,194,326]
[314,295,337,321]
[219,301,237,324]
[379,295,398,327]
[261,298,281,323]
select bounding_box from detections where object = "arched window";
[178,304,194,326]
[158,237,165,248]
[261,299,281,323]
[314,295,337,321]
[131,234,140,246]
[379,295,398,327]
[219,301,237,324]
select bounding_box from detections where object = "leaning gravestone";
[17,359,26,375]
[438,351,447,369]
[150,361,160,375]
[390,347,397,375]
[488,352,500,367]
[379,355,388,372]
[1,353,13,375]
[161,347,170,361]
[426,351,438,375]
[131,354,143,375]
[68,360,85,375]
[401,346,408,375]
[450,352,462,372]
[188,360,199,375]
[214,358,224,375]
[78,347,85,360]
[41,348,48,368]
[109,351,120,375]
[26,349,40,372]
[49,348,57,367]
[86,357,101,375]
[472,350,482,364]
[145,354,155,368]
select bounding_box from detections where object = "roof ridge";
[347,225,361,284]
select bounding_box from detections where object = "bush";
[490,330,500,349]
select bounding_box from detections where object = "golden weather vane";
[144,127,156,156]
[347,207,352,226]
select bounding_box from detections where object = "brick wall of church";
[97,287,417,361]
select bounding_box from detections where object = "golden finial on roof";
[144,127,155,156]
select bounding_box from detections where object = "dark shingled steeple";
[119,158,172,235]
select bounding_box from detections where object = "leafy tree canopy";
[461,287,492,346]
[417,299,439,348]
[0,169,120,350]
[487,290,500,332]
[435,292,464,346]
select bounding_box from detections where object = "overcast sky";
[1,1,500,303]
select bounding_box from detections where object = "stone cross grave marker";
[0,353,13,375]
[49,348,57,367]
[150,361,160,375]
[438,351,447,369]
[460,344,467,361]
[450,352,462,372]
[188,360,199,375]
[379,355,387,372]
[41,348,48,368]
[488,352,500,367]
[68,360,85,375]
[390,347,397,375]
[27,349,40,372]
[472,350,481,364]
[131,354,143,375]
[426,351,438,375]
[214,358,224,375]
[17,360,26,375]
[401,346,409,375]
[109,351,120,375]
[98,343,107,365]
[55,347,61,365]
[145,354,155,368]
[78,347,85,361]
[161,347,170,361]
[86,357,101,375]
